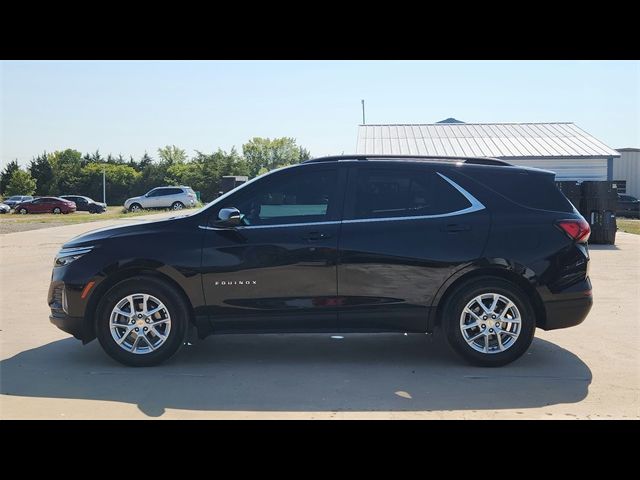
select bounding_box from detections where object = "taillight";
[556,219,591,243]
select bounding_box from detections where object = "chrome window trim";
[343,172,485,224]
[199,220,340,231]
[198,172,484,230]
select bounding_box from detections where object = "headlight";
[54,246,94,267]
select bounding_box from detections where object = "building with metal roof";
[356,122,620,181]
[613,148,640,198]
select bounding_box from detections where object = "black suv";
[49,155,593,367]
[617,194,639,218]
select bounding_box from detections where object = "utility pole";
[361,99,366,124]
[102,168,106,205]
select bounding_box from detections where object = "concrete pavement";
[1,213,638,419]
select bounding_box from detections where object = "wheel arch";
[429,265,546,332]
[83,267,196,343]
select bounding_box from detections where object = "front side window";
[147,189,162,197]
[233,168,337,226]
[350,167,471,220]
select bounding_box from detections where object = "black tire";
[129,203,142,213]
[441,277,536,367]
[171,201,184,210]
[19,208,28,215]
[96,276,190,367]
[53,207,61,214]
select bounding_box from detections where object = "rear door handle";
[302,231,332,241]
[441,223,471,232]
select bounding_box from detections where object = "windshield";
[8,196,22,200]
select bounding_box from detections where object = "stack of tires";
[556,181,582,211]
[579,181,618,245]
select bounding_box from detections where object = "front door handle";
[441,223,471,232]
[302,231,332,241]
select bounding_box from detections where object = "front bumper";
[49,312,87,342]
[539,277,593,330]
[48,280,95,343]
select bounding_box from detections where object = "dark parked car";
[49,155,593,367]
[3,195,33,208]
[0,203,10,214]
[617,194,639,218]
[15,197,76,214]
[60,195,106,214]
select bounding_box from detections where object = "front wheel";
[129,203,142,213]
[171,201,184,211]
[442,277,536,367]
[96,276,190,366]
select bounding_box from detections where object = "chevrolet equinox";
[49,155,593,367]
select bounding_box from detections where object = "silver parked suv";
[124,186,197,212]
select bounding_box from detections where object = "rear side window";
[349,168,471,220]
[465,168,574,212]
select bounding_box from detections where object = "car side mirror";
[216,207,242,227]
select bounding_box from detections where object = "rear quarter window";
[463,168,574,213]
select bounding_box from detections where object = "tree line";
[0,137,311,205]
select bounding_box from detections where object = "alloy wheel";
[459,293,521,354]
[109,293,172,354]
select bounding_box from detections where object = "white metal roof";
[356,122,620,158]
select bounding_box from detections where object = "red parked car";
[14,197,76,214]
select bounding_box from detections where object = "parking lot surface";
[1,214,638,419]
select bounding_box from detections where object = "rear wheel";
[171,201,184,210]
[96,276,190,366]
[442,277,536,367]
[53,207,61,214]
[19,208,28,214]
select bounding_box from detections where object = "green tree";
[78,163,141,205]
[0,160,20,195]
[5,169,36,196]
[185,148,250,201]
[139,152,153,169]
[48,149,83,195]
[28,152,54,195]
[242,137,310,176]
[158,145,187,165]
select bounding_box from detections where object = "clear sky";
[1,60,639,167]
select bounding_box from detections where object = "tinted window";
[350,168,471,219]
[234,168,337,226]
[167,188,184,195]
[463,168,574,213]
[147,189,162,197]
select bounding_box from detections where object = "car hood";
[125,196,143,204]
[62,212,198,248]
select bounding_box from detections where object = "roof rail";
[302,154,512,167]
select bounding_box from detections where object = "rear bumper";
[539,278,593,330]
